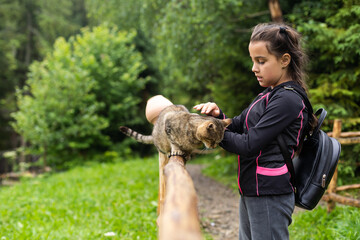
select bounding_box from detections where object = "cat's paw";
[168,150,186,158]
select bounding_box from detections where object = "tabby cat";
[119,105,231,159]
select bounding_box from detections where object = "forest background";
[1,0,360,179]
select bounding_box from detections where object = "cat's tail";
[119,126,154,144]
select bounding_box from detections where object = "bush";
[12,24,149,168]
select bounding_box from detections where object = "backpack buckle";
[284,86,294,90]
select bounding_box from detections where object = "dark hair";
[250,23,309,92]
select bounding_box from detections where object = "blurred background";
[0,0,359,175]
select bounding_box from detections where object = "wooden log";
[327,119,342,212]
[328,131,360,138]
[322,193,360,208]
[268,0,283,22]
[159,155,202,240]
[337,137,360,145]
[336,184,360,192]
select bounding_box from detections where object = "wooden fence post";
[144,95,203,237]
[268,0,283,22]
[327,119,342,212]
[158,152,168,216]
[144,95,173,216]
[159,155,203,240]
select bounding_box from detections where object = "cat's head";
[196,118,232,149]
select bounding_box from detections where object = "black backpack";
[277,86,341,210]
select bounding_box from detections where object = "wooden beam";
[323,193,360,208]
[336,184,360,192]
[337,137,360,145]
[328,131,360,138]
[159,155,202,240]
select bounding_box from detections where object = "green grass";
[0,158,159,240]
[194,152,360,240]
[2,153,359,240]
[290,206,360,240]
[192,153,239,192]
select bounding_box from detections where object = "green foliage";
[288,0,360,123]
[71,25,150,133]
[84,0,270,115]
[0,158,158,239]
[286,0,360,177]
[35,0,87,55]
[0,0,86,150]
[84,0,163,98]
[151,0,269,113]
[12,25,149,167]
[337,144,360,185]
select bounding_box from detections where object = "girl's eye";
[256,58,265,64]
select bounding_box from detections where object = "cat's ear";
[222,118,232,127]
[207,122,214,130]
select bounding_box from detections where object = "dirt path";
[186,164,239,240]
[186,164,309,240]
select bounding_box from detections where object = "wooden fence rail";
[158,155,203,240]
[144,95,203,239]
[324,119,360,212]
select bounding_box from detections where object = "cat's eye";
[207,123,214,130]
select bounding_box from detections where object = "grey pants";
[239,193,295,240]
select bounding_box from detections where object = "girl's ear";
[281,53,291,68]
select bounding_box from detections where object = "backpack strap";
[283,85,314,139]
[277,133,297,191]
[283,85,313,117]
[276,84,313,192]
[312,108,327,136]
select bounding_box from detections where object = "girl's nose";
[252,63,258,73]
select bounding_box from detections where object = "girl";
[194,23,315,240]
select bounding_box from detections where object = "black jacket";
[219,81,310,196]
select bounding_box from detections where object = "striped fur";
[119,126,153,144]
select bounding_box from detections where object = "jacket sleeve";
[218,107,248,134]
[219,92,305,156]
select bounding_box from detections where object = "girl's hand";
[193,102,220,117]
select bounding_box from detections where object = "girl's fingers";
[201,103,209,114]
[193,102,219,117]
[193,104,204,110]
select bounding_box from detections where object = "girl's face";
[249,41,290,88]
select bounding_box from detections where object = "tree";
[288,0,360,126]
[85,0,271,116]
[12,25,149,168]
[0,0,87,152]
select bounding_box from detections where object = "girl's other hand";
[193,102,220,117]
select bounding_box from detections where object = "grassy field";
[1,153,359,240]
[0,158,159,240]
[290,206,360,240]
[195,153,360,240]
